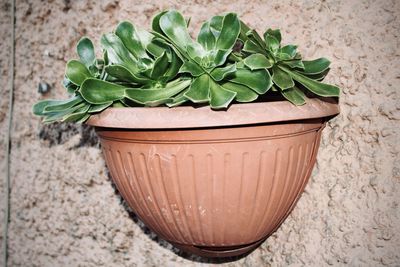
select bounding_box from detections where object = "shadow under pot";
[87,98,339,258]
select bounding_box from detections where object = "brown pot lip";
[86,97,340,129]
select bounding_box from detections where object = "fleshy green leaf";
[105,65,149,83]
[246,30,266,49]
[303,68,330,81]
[62,77,78,94]
[244,54,272,70]
[103,50,109,65]
[210,64,236,81]
[197,21,216,51]
[221,82,258,102]
[80,78,127,104]
[280,86,306,105]
[272,65,294,90]
[33,100,53,116]
[236,61,245,68]
[229,68,272,94]
[215,13,240,50]
[134,27,154,48]
[125,79,191,105]
[113,101,128,107]
[187,42,206,61]
[150,52,170,79]
[277,53,292,61]
[42,102,86,123]
[264,28,281,43]
[282,67,340,97]
[209,15,223,39]
[33,97,81,116]
[101,33,138,73]
[44,95,83,112]
[280,45,297,58]
[151,11,168,34]
[301,58,331,74]
[212,49,232,67]
[88,102,113,113]
[159,10,193,50]
[61,103,91,122]
[209,80,236,109]
[265,35,280,54]
[243,40,265,54]
[166,89,189,107]
[77,37,96,68]
[75,113,91,123]
[184,74,210,103]
[66,60,92,86]
[146,39,166,57]
[282,60,304,69]
[115,21,149,59]
[179,61,204,76]
[238,20,251,42]
[228,52,242,62]
[163,50,182,81]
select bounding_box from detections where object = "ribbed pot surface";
[95,118,325,257]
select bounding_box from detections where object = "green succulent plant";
[237,22,339,105]
[33,10,340,123]
[151,11,272,108]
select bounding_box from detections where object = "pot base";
[171,239,265,258]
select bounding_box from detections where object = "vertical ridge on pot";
[287,144,308,213]
[171,154,195,243]
[219,153,228,245]
[117,151,140,216]
[281,144,305,221]
[140,151,169,239]
[247,151,268,239]
[253,148,282,238]
[236,152,246,244]
[270,146,299,232]
[155,154,187,242]
[125,152,153,231]
[207,153,216,246]
[130,152,165,237]
[143,152,177,240]
[269,146,295,232]
[190,154,207,245]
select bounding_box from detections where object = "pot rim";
[86,97,339,129]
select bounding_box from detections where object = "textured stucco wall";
[1,0,399,266]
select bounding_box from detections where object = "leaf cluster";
[33,10,340,123]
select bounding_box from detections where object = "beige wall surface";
[0,0,399,266]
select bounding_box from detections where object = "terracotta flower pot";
[87,98,339,258]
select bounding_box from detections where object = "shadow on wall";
[38,122,99,148]
[38,122,249,263]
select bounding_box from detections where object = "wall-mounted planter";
[87,98,339,258]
